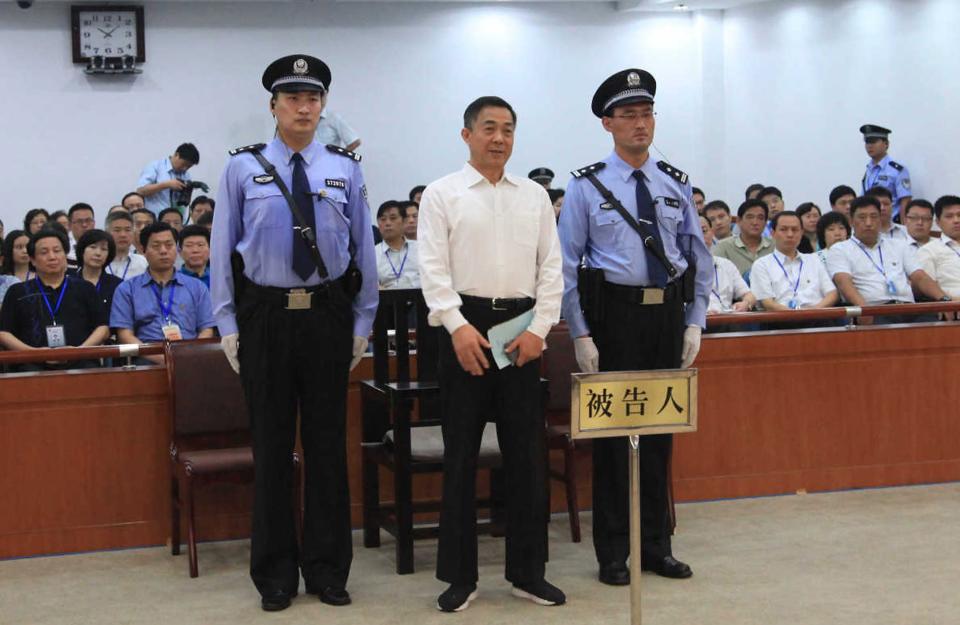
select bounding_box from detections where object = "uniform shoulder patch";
[657,161,688,185]
[889,160,904,172]
[570,162,606,178]
[326,144,362,162]
[228,143,266,156]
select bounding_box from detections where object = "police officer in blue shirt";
[558,68,711,585]
[210,54,377,612]
[860,124,912,220]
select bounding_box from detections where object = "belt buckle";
[285,288,313,310]
[491,298,509,311]
[642,288,665,305]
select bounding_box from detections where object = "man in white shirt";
[827,196,948,323]
[866,186,909,242]
[701,216,754,314]
[903,199,935,261]
[752,212,838,311]
[916,196,960,298]
[314,94,361,151]
[374,200,419,289]
[104,211,148,280]
[419,96,565,612]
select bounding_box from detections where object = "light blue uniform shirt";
[862,155,912,218]
[110,272,215,341]
[137,157,192,216]
[558,151,712,338]
[210,137,378,338]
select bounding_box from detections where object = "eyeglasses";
[71,217,95,226]
[611,111,656,122]
[905,215,933,223]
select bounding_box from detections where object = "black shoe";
[313,586,351,606]
[641,555,693,579]
[598,562,630,586]
[436,583,478,612]
[261,589,294,612]
[511,579,566,606]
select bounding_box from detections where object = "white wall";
[0,1,701,232]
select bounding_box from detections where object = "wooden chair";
[360,289,504,574]
[165,339,301,577]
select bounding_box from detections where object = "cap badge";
[293,58,309,75]
[627,72,641,87]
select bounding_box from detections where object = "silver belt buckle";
[491,298,508,311]
[641,288,665,305]
[285,288,312,310]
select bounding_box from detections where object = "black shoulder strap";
[581,172,678,280]
[247,149,329,279]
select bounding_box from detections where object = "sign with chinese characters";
[570,369,697,439]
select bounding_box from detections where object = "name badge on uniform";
[162,323,183,341]
[325,178,346,189]
[663,197,681,208]
[878,175,889,181]
[46,325,66,348]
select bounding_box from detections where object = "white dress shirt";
[916,235,960,298]
[314,110,359,148]
[826,237,919,304]
[106,252,148,280]
[708,256,751,313]
[880,223,909,242]
[751,250,836,308]
[418,163,563,338]
[375,239,420,289]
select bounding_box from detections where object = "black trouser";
[590,284,685,566]
[436,300,547,586]
[237,282,354,597]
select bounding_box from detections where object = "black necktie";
[632,170,668,287]
[290,153,317,281]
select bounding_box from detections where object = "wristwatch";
[940,295,952,302]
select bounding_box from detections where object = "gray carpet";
[3,483,958,625]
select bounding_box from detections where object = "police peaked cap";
[528,167,555,182]
[592,69,656,118]
[262,55,331,93]
[860,124,891,140]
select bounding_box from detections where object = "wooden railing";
[706,301,960,327]
[0,342,165,365]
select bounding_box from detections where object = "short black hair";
[463,96,517,130]
[548,188,565,203]
[179,224,210,245]
[771,210,801,231]
[27,226,70,257]
[934,195,960,220]
[190,195,215,210]
[816,212,851,249]
[140,221,179,248]
[795,202,821,221]
[703,200,730,216]
[865,185,893,201]
[196,211,214,227]
[175,142,200,165]
[121,191,144,207]
[903,199,934,218]
[50,210,68,222]
[377,200,402,220]
[408,185,426,201]
[68,202,95,220]
[745,183,765,200]
[692,187,705,198]
[400,200,419,216]
[130,208,157,223]
[75,229,116,268]
[105,210,133,228]
[159,207,184,222]
[737,198,769,220]
[829,185,857,207]
[759,186,783,200]
[1,229,28,275]
[23,208,50,232]
[850,195,881,217]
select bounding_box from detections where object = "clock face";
[78,11,138,58]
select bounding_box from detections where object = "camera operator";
[136,142,200,216]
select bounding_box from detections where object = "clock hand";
[97,27,110,35]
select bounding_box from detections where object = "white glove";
[574,336,600,373]
[350,336,368,371]
[221,333,240,375]
[681,325,702,369]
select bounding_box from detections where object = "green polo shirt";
[712,235,774,280]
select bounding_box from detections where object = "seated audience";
[105,211,148,280]
[829,185,857,218]
[0,217,4,241]
[177,225,211,287]
[159,207,184,232]
[548,189,565,222]
[23,208,49,235]
[401,199,420,240]
[915,196,960,298]
[903,199,935,255]
[699,215,714,248]
[66,202,97,268]
[815,211,851,266]
[130,208,157,254]
[111,223,215,363]
[375,201,420,289]
[409,184,426,204]
[713,199,774,283]
[121,191,146,212]
[704,200,733,244]
[0,228,109,369]
[751,211,838,311]
[692,187,705,213]
[745,183,764,200]
[795,202,822,253]
[2,230,32,282]
[759,186,785,237]
[195,211,214,231]
[866,186,909,242]
[703,215,754,315]
[188,195,215,225]
[136,142,199,215]
[50,211,70,231]
[826,196,949,321]
[72,229,123,313]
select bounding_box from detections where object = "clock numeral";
[92,15,99,22]
[125,19,132,25]
[93,47,99,53]
[126,31,133,37]
[105,48,112,54]
[83,31,91,38]
[126,44,133,51]
[83,20,91,26]
[104,15,112,22]
[84,44,91,50]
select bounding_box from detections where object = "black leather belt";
[246,278,344,309]
[603,280,680,305]
[459,294,535,312]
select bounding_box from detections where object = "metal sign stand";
[628,434,643,625]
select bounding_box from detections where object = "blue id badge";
[886,280,898,296]
[788,299,798,309]
[46,324,66,348]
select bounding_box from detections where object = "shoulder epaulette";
[657,161,688,185]
[570,162,606,178]
[889,160,904,172]
[228,143,266,156]
[327,144,362,162]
